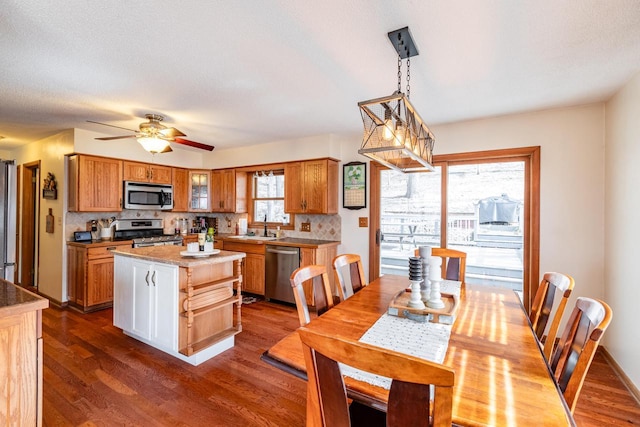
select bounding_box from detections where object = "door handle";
[145,271,150,286]
[266,248,299,255]
[151,270,157,286]
[376,229,382,245]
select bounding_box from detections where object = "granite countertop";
[112,245,246,267]
[67,239,133,247]
[218,234,340,248]
[0,278,49,315]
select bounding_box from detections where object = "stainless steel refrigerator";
[0,159,17,282]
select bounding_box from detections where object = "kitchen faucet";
[264,215,268,237]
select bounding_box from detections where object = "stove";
[113,219,183,248]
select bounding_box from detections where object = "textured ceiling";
[1,0,640,151]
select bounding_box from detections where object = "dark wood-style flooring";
[42,300,640,426]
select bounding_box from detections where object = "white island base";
[112,245,246,366]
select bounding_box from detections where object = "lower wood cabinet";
[222,241,265,296]
[300,245,338,306]
[67,241,133,312]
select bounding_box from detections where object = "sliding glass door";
[369,147,540,309]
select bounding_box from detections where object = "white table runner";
[341,279,460,389]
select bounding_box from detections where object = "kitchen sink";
[226,235,277,241]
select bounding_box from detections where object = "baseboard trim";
[600,346,640,405]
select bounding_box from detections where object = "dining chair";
[529,272,575,360]
[289,265,334,326]
[549,297,612,413]
[332,254,367,301]
[298,327,455,427]
[414,247,467,284]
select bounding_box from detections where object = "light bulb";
[394,122,405,146]
[382,118,394,141]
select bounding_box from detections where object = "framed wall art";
[343,161,366,210]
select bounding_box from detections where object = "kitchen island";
[0,278,49,425]
[111,245,245,366]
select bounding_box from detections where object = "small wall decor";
[343,161,366,210]
[42,172,57,199]
[46,208,54,233]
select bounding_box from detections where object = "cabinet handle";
[151,271,157,286]
[106,246,117,251]
[145,271,150,286]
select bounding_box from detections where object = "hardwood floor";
[42,301,639,426]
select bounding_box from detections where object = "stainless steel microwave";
[123,181,173,210]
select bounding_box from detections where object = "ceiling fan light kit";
[137,136,172,153]
[358,26,436,173]
[91,113,214,153]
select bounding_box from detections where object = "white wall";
[11,130,75,301]
[604,72,640,389]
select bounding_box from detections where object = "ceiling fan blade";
[160,127,186,138]
[87,120,137,133]
[174,138,215,151]
[95,135,138,141]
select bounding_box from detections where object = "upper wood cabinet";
[172,167,189,212]
[211,169,247,213]
[68,154,123,212]
[188,170,211,212]
[285,159,338,214]
[123,161,172,184]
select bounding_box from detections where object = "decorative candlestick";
[427,255,445,309]
[418,246,431,302]
[407,256,426,309]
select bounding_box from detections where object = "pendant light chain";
[406,57,411,99]
[397,55,402,94]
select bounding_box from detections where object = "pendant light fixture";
[358,27,435,173]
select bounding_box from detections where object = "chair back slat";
[314,352,351,426]
[414,247,467,284]
[549,297,612,413]
[290,265,334,326]
[530,272,575,360]
[387,380,431,425]
[332,254,367,302]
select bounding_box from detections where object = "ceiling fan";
[88,114,215,153]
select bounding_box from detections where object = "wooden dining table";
[262,274,575,426]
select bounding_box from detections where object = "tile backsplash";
[211,213,341,241]
[66,211,342,242]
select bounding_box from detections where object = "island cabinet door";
[131,260,153,339]
[149,263,179,352]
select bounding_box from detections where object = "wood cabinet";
[211,169,248,213]
[172,167,189,212]
[68,154,123,212]
[284,158,339,214]
[0,279,48,427]
[300,244,338,306]
[67,241,133,312]
[223,241,265,295]
[123,161,172,184]
[189,170,211,212]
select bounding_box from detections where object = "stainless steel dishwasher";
[265,245,300,304]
